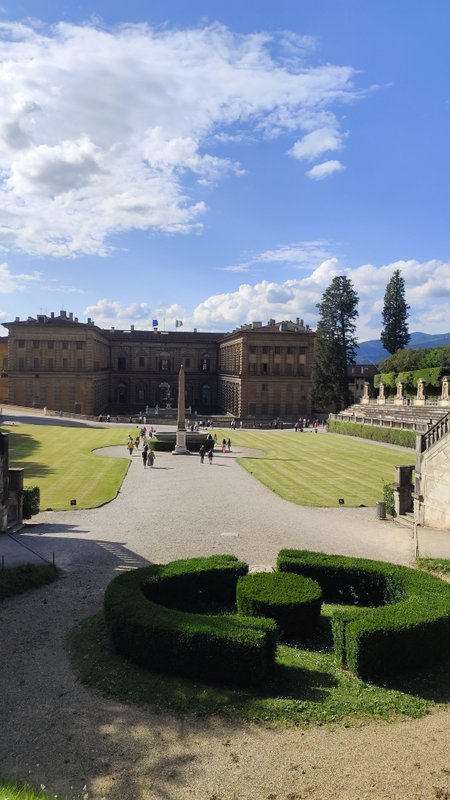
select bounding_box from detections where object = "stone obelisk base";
[172,429,190,455]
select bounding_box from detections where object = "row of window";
[248,346,308,355]
[17,358,84,370]
[17,340,84,350]
[116,356,211,372]
[248,363,305,376]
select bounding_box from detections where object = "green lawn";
[215,428,408,507]
[1,423,131,511]
[2,423,409,511]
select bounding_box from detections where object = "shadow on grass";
[2,429,55,479]
[372,662,450,704]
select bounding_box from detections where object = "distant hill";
[356,332,450,365]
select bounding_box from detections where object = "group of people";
[198,434,231,464]
[127,429,156,468]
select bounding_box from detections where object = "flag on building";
[175,320,183,327]
[152,319,158,328]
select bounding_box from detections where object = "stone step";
[394,511,415,529]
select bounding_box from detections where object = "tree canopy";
[311,275,359,412]
[380,270,410,354]
[378,345,450,373]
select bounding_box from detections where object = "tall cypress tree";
[380,269,410,354]
[311,275,359,412]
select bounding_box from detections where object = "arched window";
[201,353,210,372]
[118,356,126,371]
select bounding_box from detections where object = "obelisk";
[173,364,189,454]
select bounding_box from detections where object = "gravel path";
[1,443,449,800]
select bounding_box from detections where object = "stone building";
[2,311,314,420]
[0,335,7,407]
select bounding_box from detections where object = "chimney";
[51,312,54,318]
[69,312,73,320]
[87,318,91,324]
[130,324,134,332]
[60,310,66,318]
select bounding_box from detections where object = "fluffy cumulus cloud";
[75,256,450,339]
[289,127,346,160]
[0,19,360,256]
[83,298,186,331]
[190,257,450,340]
[305,159,345,180]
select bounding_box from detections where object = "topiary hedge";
[22,485,40,519]
[104,554,278,686]
[236,571,322,636]
[327,419,416,448]
[277,549,450,679]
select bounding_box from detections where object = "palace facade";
[1,311,315,420]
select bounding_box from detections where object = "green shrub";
[277,549,450,679]
[382,482,395,517]
[22,485,40,519]
[236,571,322,636]
[0,563,58,600]
[327,420,416,448]
[104,555,278,686]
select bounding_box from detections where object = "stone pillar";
[173,364,189,454]
[440,375,449,407]
[377,381,386,405]
[394,381,404,406]
[0,432,9,533]
[362,381,370,405]
[415,378,425,406]
[7,468,24,527]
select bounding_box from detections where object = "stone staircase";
[331,402,447,432]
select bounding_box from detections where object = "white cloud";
[77,257,450,340]
[0,261,43,293]
[256,241,332,265]
[305,160,345,180]
[289,127,345,160]
[0,20,360,256]
[217,264,250,272]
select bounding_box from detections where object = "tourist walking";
[227,438,231,452]
[221,438,227,453]
[142,444,148,468]
[207,449,213,465]
[148,449,155,467]
[199,444,205,464]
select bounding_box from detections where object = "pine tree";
[311,275,359,412]
[380,270,410,354]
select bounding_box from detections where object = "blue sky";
[1,1,449,340]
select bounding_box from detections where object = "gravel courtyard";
[1,441,449,800]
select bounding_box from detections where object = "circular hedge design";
[236,571,322,636]
[104,550,450,686]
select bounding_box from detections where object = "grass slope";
[215,429,407,507]
[2,424,131,511]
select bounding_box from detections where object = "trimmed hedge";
[0,563,58,600]
[104,554,278,686]
[236,571,322,636]
[277,549,450,679]
[327,419,416,448]
[23,485,40,519]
